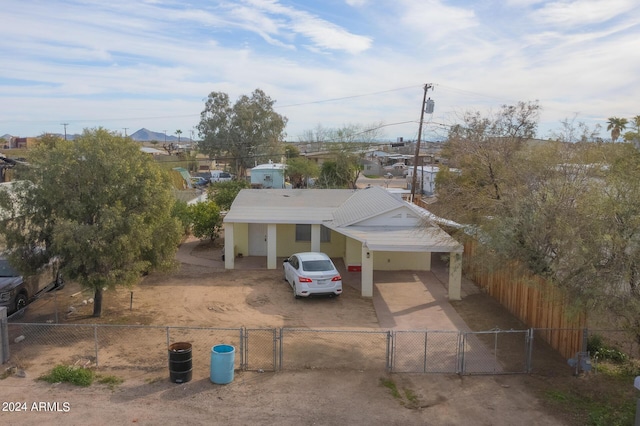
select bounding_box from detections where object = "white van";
[209,170,234,183]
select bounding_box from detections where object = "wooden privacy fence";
[462,240,585,360]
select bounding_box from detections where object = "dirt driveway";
[1,237,568,425]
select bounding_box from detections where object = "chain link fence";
[4,321,546,376]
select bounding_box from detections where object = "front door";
[248,223,268,256]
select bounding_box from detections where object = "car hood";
[0,276,23,291]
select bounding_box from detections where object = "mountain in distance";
[129,128,192,143]
[1,129,192,143]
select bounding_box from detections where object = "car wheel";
[15,293,27,312]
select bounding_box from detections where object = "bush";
[39,365,94,387]
[171,200,191,236]
[587,334,628,363]
[188,200,222,241]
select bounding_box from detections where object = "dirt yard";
[1,236,576,425]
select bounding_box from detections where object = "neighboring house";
[223,186,463,300]
[250,161,286,189]
[406,165,438,195]
[140,146,168,156]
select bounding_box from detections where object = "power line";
[0,84,425,126]
[276,84,423,108]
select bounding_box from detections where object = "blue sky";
[1,0,638,142]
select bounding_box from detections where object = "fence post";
[527,328,534,373]
[0,307,8,364]
[457,332,465,375]
[94,324,99,368]
[386,330,394,372]
[240,327,245,371]
[582,328,589,352]
[278,328,283,371]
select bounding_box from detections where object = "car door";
[285,255,297,285]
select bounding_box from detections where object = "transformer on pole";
[410,84,434,202]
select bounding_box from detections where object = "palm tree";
[175,129,182,143]
[606,117,628,142]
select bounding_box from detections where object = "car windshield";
[301,260,333,272]
[0,259,19,277]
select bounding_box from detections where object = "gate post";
[526,328,534,373]
[0,307,9,364]
[386,331,394,372]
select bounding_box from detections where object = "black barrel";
[168,342,193,383]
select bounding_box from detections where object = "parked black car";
[0,257,64,314]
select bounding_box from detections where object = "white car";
[283,252,342,299]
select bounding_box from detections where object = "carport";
[328,224,463,301]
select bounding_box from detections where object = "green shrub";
[587,334,628,363]
[39,365,94,387]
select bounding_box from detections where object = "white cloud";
[532,0,638,28]
[1,0,639,141]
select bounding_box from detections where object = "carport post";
[0,307,9,364]
[361,242,374,297]
[224,223,235,269]
[448,252,462,301]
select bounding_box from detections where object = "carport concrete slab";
[372,270,471,331]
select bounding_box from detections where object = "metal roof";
[223,189,355,224]
[332,186,408,227]
[223,187,463,253]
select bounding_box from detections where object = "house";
[223,186,463,300]
[250,161,286,189]
[406,165,438,195]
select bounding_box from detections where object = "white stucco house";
[223,186,463,300]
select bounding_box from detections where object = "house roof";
[224,189,355,224]
[224,186,463,253]
[251,162,286,171]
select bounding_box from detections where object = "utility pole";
[123,128,129,137]
[410,84,433,203]
[61,123,69,140]
[163,130,167,143]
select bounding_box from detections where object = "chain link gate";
[391,330,461,373]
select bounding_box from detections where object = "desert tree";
[208,180,250,211]
[300,123,384,189]
[286,156,319,188]
[0,128,182,317]
[197,89,288,179]
[435,101,541,223]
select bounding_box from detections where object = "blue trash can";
[210,344,235,384]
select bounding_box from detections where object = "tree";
[284,143,300,159]
[435,101,541,222]
[0,128,182,317]
[607,117,628,142]
[437,105,640,342]
[549,115,602,143]
[188,200,222,242]
[175,129,182,143]
[298,123,382,189]
[197,89,288,179]
[623,115,640,147]
[286,157,319,188]
[208,180,250,211]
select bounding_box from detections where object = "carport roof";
[328,225,463,253]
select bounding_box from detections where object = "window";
[295,224,331,242]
